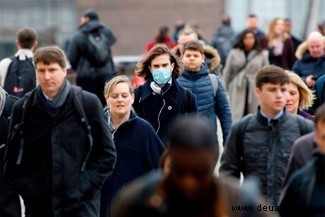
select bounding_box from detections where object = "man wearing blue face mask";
[133,44,198,145]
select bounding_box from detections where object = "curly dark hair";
[135,44,183,80]
[233,29,261,51]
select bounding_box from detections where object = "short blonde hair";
[285,71,314,109]
[104,75,133,99]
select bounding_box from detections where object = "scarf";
[150,79,172,95]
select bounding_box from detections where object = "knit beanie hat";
[83,9,99,20]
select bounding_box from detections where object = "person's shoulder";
[111,170,163,216]
[132,115,155,130]
[74,87,103,109]
[293,132,315,146]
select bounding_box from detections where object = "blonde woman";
[100,75,165,217]
[267,17,295,69]
[285,71,314,120]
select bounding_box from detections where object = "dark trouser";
[0,180,21,217]
[76,75,114,107]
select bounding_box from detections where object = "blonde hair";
[267,17,288,47]
[104,75,133,99]
[285,71,314,109]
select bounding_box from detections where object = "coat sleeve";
[67,33,82,70]
[220,121,242,179]
[188,90,198,113]
[105,27,117,47]
[3,97,38,201]
[76,93,116,199]
[215,77,232,144]
[222,49,235,87]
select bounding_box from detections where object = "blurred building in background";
[0,0,324,65]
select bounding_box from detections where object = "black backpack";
[4,55,36,98]
[85,28,111,68]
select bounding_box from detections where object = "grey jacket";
[220,109,314,205]
[222,49,269,121]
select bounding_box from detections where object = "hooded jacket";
[178,63,232,144]
[171,44,221,74]
[68,19,117,78]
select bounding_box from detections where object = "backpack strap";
[208,73,218,98]
[71,86,93,172]
[15,91,33,165]
[235,114,252,174]
[295,115,309,136]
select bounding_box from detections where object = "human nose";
[276,89,284,98]
[44,71,51,80]
[285,92,291,101]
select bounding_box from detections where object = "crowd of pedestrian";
[0,8,325,217]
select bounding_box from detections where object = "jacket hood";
[182,63,209,78]
[171,44,220,72]
[295,36,325,59]
[203,45,220,72]
[79,19,104,33]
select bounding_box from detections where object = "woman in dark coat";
[100,75,165,217]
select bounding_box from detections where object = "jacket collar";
[141,76,180,102]
[182,63,209,78]
[256,106,287,126]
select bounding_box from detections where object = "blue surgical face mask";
[152,67,171,85]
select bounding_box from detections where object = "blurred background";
[1,0,325,75]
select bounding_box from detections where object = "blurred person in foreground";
[279,104,325,217]
[111,115,279,217]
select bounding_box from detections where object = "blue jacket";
[178,64,232,144]
[100,111,165,217]
[133,77,197,144]
[292,52,325,81]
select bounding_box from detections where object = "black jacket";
[68,19,117,78]
[0,92,21,217]
[220,109,314,205]
[279,153,325,217]
[4,86,116,217]
[133,77,197,144]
